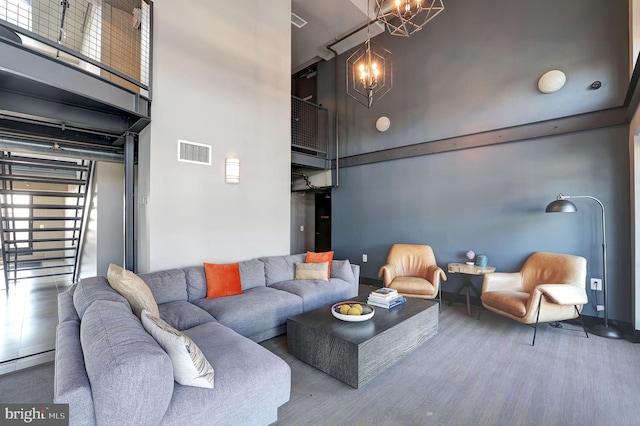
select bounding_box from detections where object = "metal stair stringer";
[0,152,95,290]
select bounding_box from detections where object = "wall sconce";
[538,70,566,94]
[225,158,240,184]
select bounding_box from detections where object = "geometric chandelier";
[346,0,393,108]
[375,0,445,37]
[346,39,393,108]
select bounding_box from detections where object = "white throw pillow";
[141,310,215,388]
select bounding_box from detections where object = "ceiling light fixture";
[538,70,566,94]
[225,158,240,184]
[346,0,393,108]
[375,0,445,37]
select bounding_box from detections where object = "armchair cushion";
[387,277,437,297]
[481,291,529,318]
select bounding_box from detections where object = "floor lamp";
[545,193,624,339]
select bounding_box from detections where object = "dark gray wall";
[319,0,628,158]
[332,126,631,320]
[319,0,633,321]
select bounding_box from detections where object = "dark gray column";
[124,133,136,271]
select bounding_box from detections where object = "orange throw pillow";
[306,251,334,276]
[204,262,242,299]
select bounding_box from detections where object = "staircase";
[0,152,94,290]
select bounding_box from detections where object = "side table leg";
[464,282,472,317]
[448,281,466,306]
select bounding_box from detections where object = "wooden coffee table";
[286,292,438,388]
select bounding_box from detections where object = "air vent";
[177,140,211,165]
[291,12,307,29]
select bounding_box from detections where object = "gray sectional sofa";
[54,254,360,426]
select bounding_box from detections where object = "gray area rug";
[0,361,54,403]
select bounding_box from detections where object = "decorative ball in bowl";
[331,301,375,322]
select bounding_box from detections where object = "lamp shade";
[545,199,577,213]
[225,158,240,184]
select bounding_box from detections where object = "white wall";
[137,0,291,272]
[630,107,640,334]
[77,161,124,279]
[95,162,124,275]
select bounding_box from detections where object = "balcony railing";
[0,0,152,97]
[292,95,328,159]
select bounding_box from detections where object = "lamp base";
[588,323,624,339]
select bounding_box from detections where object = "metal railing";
[0,0,152,96]
[292,96,328,158]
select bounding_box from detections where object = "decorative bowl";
[331,301,375,322]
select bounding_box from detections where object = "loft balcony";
[0,0,152,149]
[291,95,333,191]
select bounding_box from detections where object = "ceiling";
[291,0,385,74]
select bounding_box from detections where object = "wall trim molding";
[336,107,628,168]
[334,50,640,169]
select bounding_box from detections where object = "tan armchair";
[378,244,447,310]
[481,252,589,345]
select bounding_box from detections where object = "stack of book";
[367,287,407,309]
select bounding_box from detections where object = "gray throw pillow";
[331,260,356,284]
[141,310,215,388]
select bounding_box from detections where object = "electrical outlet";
[590,278,602,291]
[596,305,605,311]
[362,254,368,263]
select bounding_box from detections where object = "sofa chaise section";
[160,321,291,426]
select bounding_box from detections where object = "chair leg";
[575,305,589,339]
[532,294,543,346]
[438,285,442,313]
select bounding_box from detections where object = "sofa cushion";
[160,322,291,426]
[80,300,174,426]
[193,287,303,340]
[331,260,357,284]
[107,264,160,319]
[269,278,357,311]
[259,254,305,285]
[158,301,217,331]
[306,250,334,275]
[184,266,208,301]
[73,276,130,319]
[138,269,188,304]
[185,261,268,301]
[295,262,329,281]
[58,290,80,323]
[239,259,266,290]
[204,263,242,299]
[54,320,96,426]
[141,310,215,389]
